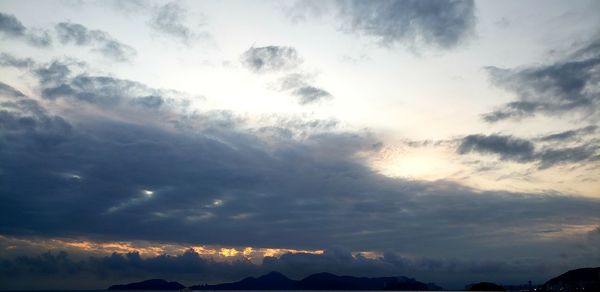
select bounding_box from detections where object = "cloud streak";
[276,73,332,105]
[539,125,598,142]
[457,134,599,169]
[483,37,600,122]
[55,22,136,62]
[0,12,51,47]
[458,134,535,162]
[0,52,34,68]
[292,86,332,105]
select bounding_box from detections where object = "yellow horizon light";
[219,248,239,257]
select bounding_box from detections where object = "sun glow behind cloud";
[370,144,460,180]
[368,142,600,197]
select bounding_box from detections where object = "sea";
[0,290,480,292]
[1,290,476,292]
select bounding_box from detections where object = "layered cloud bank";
[1,54,599,289]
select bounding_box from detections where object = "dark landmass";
[502,283,541,291]
[542,267,600,291]
[191,271,296,290]
[190,271,442,290]
[107,266,600,291]
[108,279,185,290]
[467,281,505,291]
[294,272,439,291]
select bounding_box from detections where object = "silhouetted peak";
[188,271,441,290]
[467,282,505,291]
[543,267,600,291]
[260,271,289,279]
[303,272,339,279]
[108,278,185,290]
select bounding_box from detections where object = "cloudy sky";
[1,0,599,290]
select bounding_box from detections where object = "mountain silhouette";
[108,279,185,290]
[191,271,296,290]
[542,267,600,291]
[190,271,439,290]
[467,282,505,291]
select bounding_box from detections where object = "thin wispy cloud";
[150,2,209,45]
[483,36,600,122]
[539,125,598,142]
[55,22,136,62]
[242,47,332,105]
[276,73,332,105]
[241,46,302,73]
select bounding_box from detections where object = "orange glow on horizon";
[0,235,325,262]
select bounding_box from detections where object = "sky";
[0,0,599,290]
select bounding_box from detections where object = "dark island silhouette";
[541,267,600,291]
[191,272,442,290]
[109,271,441,291]
[108,279,185,290]
[467,281,505,291]
[108,266,600,291]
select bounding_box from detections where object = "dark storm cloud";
[55,22,136,62]
[2,59,600,289]
[483,37,600,122]
[335,0,475,49]
[1,64,600,252]
[0,12,52,47]
[241,46,301,73]
[150,2,207,45]
[458,134,599,168]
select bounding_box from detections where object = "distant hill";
[190,271,296,290]
[108,279,185,290]
[543,267,600,291]
[190,271,441,290]
[467,281,505,291]
[294,272,429,290]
